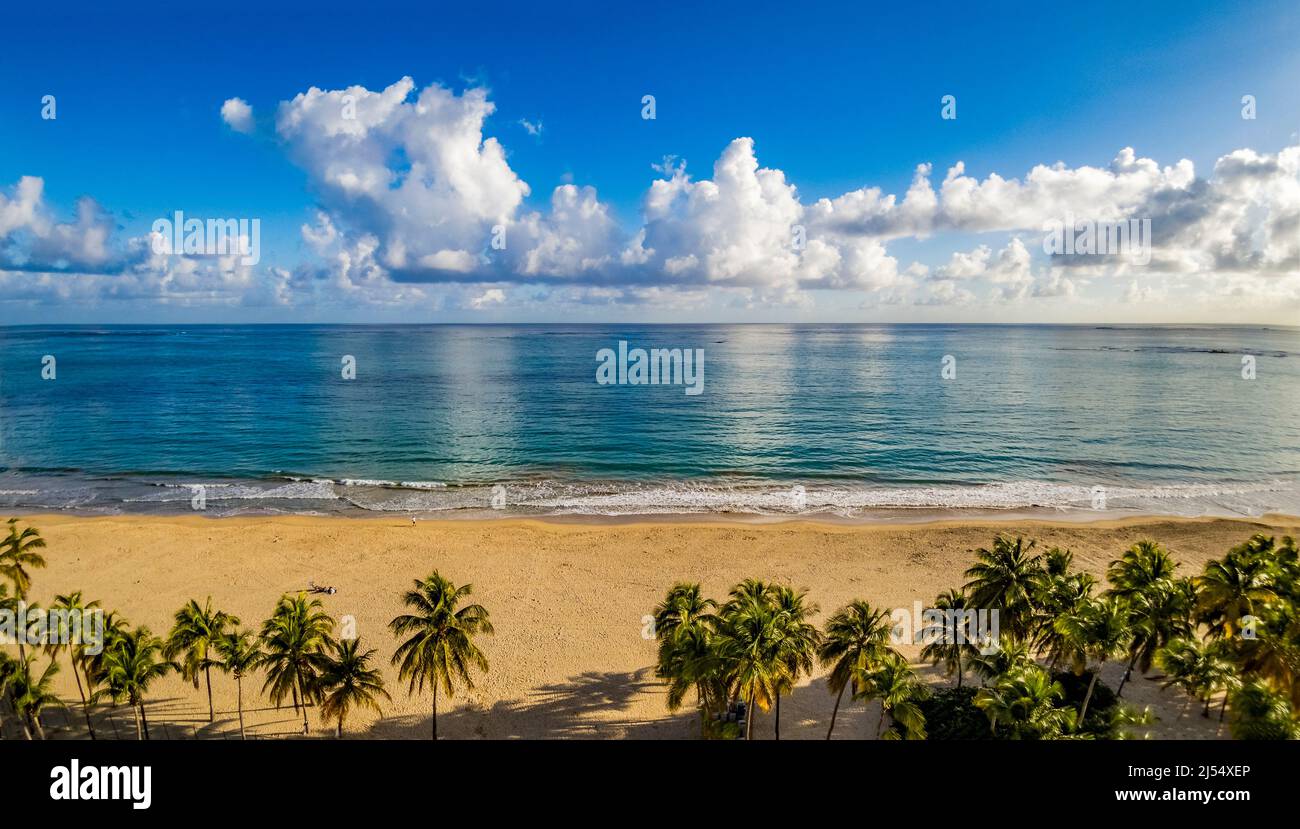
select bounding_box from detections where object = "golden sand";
[16,512,1299,740]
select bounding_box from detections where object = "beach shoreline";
[13,507,1300,529]
[11,511,1300,739]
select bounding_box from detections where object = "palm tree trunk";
[876,704,885,738]
[131,703,142,740]
[1202,694,1212,717]
[431,683,439,740]
[71,662,96,740]
[826,683,846,740]
[956,653,963,689]
[337,716,343,739]
[301,686,310,734]
[291,684,299,713]
[236,676,246,740]
[1116,650,1140,698]
[21,717,33,740]
[205,664,215,722]
[30,713,46,740]
[745,691,754,740]
[773,693,781,740]
[1078,668,1101,727]
[139,702,151,740]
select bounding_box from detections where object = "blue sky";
[2,0,1299,322]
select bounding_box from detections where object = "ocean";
[1,324,1297,520]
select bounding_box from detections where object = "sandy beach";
[14,512,1300,740]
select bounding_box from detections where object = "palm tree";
[1156,638,1235,718]
[819,599,894,739]
[765,585,820,740]
[81,610,129,694]
[1195,544,1279,640]
[652,583,722,725]
[967,634,1033,686]
[0,517,47,599]
[1107,540,1177,599]
[656,624,726,733]
[216,629,263,740]
[164,597,239,723]
[1114,577,1193,697]
[9,655,61,739]
[1,518,47,663]
[1236,605,1300,708]
[45,591,102,739]
[0,651,15,739]
[1052,596,1130,726]
[96,626,174,740]
[389,572,493,740]
[653,582,719,643]
[1032,548,1096,667]
[715,582,786,741]
[964,535,1044,641]
[974,664,1074,739]
[856,651,928,739]
[261,593,335,735]
[318,638,390,738]
[921,587,986,689]
[1228,679,1299,740]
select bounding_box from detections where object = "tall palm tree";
[1,518,47,664]
[1195,545,1279,640]
[766,585,820,740]
[216,629,263,740]
[164,597,239,723]
[81,611,129,692]
[964,535,1044,641]
[1107,540,1177,599]
[1032,548,1096,667]
[819,599,894,739]
[716,582,787,741]
[974,664,1073,739]
[1114,577,1193,697]
[652,583,722,725]
[856,651,927,739]
[921,588,985,689]
[0,517,47,599]
[261,593,335,735]
[9,655,61,739]
[1052,596,1130,726]
[652,590,731,739]
[318,638,390,738]
[389,572,493,740]
[45,591,102,739]
[96,626,174,740]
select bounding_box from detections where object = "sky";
[1,0,1299,323]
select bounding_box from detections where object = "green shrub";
[919,686,993,740]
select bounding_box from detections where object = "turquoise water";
[0,324,1297,519]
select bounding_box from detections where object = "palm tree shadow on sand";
[365,667,697,739]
